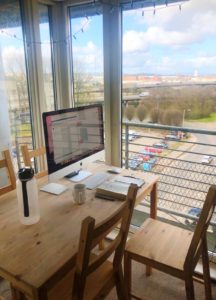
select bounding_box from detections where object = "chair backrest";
[21,145,47,178]
[73,183,138,299]
[184,185,216,271]
[0,150,16,196]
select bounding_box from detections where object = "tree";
[150,108,161,124]
[162,109,182,126]
[124,104,135,121]
[136,102,147,121]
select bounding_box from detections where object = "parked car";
[164,134,180,141]
[143,146,162,154]
[153,141,168,149]
[128,154,142,169]
[122,130,139,142]
[122,134,133,142]
[185,207,201,225]
[201,155,213,164]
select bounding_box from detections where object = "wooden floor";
[106,261,216,300]
[1,262,216,300]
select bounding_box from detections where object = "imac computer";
[42,104,104,191]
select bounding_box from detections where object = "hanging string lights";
[0,0,187,43]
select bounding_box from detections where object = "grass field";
[189,112,216,123]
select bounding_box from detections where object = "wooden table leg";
[150,182,158,219]
[146,182,158,276]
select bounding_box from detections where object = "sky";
[71,0,216,76]
[1,0,216,76]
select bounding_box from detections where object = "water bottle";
[16,167,40,225]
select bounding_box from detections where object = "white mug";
[73,183,86,205]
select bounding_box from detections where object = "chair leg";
[185,276,195,300]
[10,284,26,300]
[124,251,132,300]
[115,266,128,300]
[202,236,212,300]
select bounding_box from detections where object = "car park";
[201,155,213,164]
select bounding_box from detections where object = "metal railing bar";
[158,189,206,203]
[158,181,209,194]
[150,171,212,186]
[123,134,216,149]
[140,201,216,227]
[152,161,215,176]
[123,142,216,158]
[123,121,216,136]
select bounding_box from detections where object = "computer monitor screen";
[42,104,104,181]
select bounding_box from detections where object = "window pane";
[38,3,55,112]
[0,0,33,169]
[122,0,216,130]
[122,0,216,256]
[69,4,104,107]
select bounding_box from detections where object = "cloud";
[123,0,216,74]
[123,26,200,53]
[73,41,103,73]
[2,46,26,74]
[188,55,216,68]
[123,0,216,54]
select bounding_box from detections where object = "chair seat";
[83,258,114,299]
[125,218,193,275]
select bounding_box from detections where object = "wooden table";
[0,162,158,300]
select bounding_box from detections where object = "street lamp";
[182,109,191,127]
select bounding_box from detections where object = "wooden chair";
[72,183,138,300]
[0,150,16,196]
[21,145,47,178]
[124,185,216,300]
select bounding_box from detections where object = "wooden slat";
[21,145,47,178]
[124,185,216,300]
[73,184,138,299]
[0,150,16,196]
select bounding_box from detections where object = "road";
[126,123,216,220]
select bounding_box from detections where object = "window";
[0,0,33,169]
[122,0,216,129]
[38,3,56,111]
[69,4,104,107]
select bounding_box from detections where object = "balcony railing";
[122,121,216,261]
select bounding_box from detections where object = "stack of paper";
[95,181,130,201]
